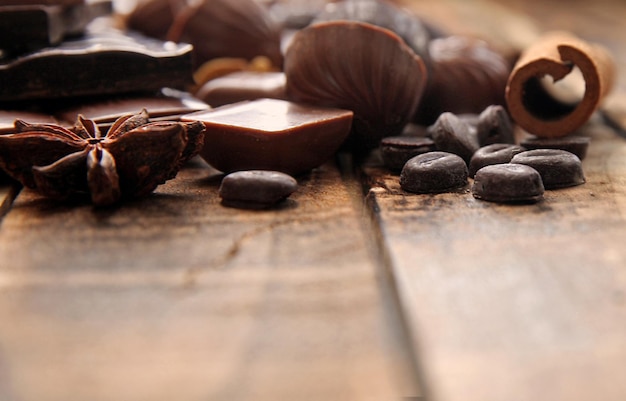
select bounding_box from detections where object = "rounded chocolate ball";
[219,170,298,209]
[469,143,526,177]
[380,136,436,171]
[510,149,585,189]
[400,151,468,194]
[472,163,544,203]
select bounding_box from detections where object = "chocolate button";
[219,170,298,209]
[468,143,526,177]
[380,136,436,171]
[182,98,353,175]
[400,151,468,193]
[511,149,585,189]
[472,163,544,203]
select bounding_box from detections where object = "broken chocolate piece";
[0,2,113,55]
[431,112,480,164]
[476,105,515,146]
[0,28,193,101]
[219,170,298,209]
[182,98,353,175]
[285,21,428,151]
[505,31,615,138]
[472,163,544,203]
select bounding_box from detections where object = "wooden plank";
[363,2,626,399]
[0,161,419,401]
[364,119,626,401]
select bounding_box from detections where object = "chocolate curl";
[506,31,615,138]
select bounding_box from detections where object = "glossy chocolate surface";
[0,1,112,55]
[196,71,287,108]
[0,27,193,101]
[285,21,428,151]
[128,0,283,68]
[182,98,353,175]
[415,36,511,124]
[313,0,431,64]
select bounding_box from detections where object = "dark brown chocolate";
[196,71,286,108]
[0,2,112,55]
[468,143,526,177]
[182,98,353,175]
[127,0,283,68]
[472,163,544,203]
[519,136,590,160]
[285,21,428,151]
[511,149,585,189]
[400,151,468,194]
[414,36,511,124]
[380,136,436,171]
[219,170,298,209]
[431,112,480,164]
[0,28,193,101]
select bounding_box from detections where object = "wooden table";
[1,1,625,400]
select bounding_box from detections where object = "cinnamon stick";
[505,31,615,138]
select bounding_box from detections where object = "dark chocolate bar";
[0,2,112,55]
[0,28,194,101]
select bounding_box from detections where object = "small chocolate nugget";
[400,151,468,194]
[219,170,298,209]
[511,149,585,189]
[468,143,526,177]
[472,164,544,203]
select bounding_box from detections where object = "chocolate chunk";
[219,170,298,209]
[415,36,511,124]
[468,143,526,177]
[519,135,590,160]
[0,2,112,55]
[400,151,468,194]
[380,136,436,171]
[182,99,353,175]
[127,0,283,68]
[472,163,544,203]
[0,28,193,101]
[195,71,286,108]
[313,0,431,64]
[431,112,480,164]
[285,21,428,151]
[511,149,585,189]
[476,105,515,146]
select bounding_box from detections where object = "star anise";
[0,109,205,206]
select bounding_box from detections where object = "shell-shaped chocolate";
[313,0,431,64]
[128,0,283,68]
[285,21,428,150]
[415,36,511,124]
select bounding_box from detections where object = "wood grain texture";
[0,161,418,401]
[364,118,626,401]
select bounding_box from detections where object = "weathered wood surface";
[0,161,418,401]
[366,1,626,401]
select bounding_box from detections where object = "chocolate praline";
[285,21,428,151]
